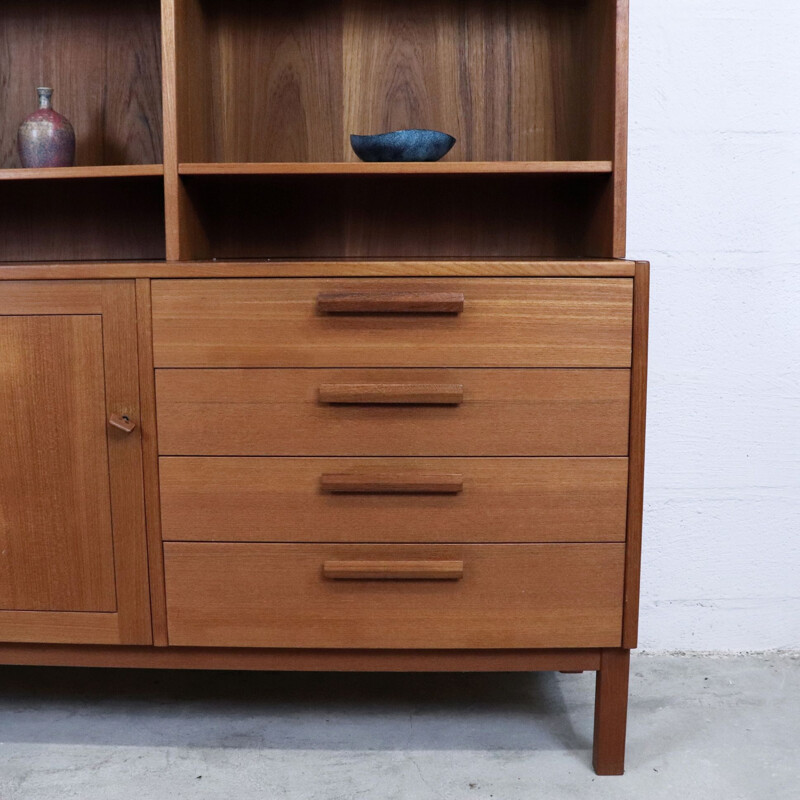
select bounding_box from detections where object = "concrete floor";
[0,653,797,800]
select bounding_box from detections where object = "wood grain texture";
[0,315,116,612]
[581,0,629,259]
[171,0,621,256]
[196,0,343,163]
[318,383,464,405]
[317,290,465,314]
[622,262,649,648]
[0,282,150,644]
[155,369,631,457]
[179,172,611,259]
[97,282,152,644]
[0,279,104,312]
[0,165,163,181]
[176,0,612,164]
[0,644,602,672]
[164,0,212,259]
[135,279,169,646]
[161,458,627,542]
[0,0,162,168]
[151,278,633,368]
[180,161,613,175]
[0,177,166,262]
[593,648,630,775]
[323,560,464,581]
[343,0,605,162]
[172,0,213,165]
[108,413,137,433]
[159,457,629,543]
[164,542,625,648]
[612,0,630,257]
[585,0,617,162]
[0,261,639,280]
[161,0,181,260]
[0,612,122,645]
[319,471,464,494]
[582,0,618,256]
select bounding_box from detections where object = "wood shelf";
[180,162,613,177]
[0,165,165,182]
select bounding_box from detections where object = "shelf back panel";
[179,0,615,164]
[0,0,163,168]
[0,178,166,262]
[182,173,611,259]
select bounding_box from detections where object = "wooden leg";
[592,648,630,775]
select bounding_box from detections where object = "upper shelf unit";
[0,0,163,170]
[165,0,626,260]
[174,0,618,166]
[0,0,627,262]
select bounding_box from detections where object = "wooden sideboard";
[0,0,646,777]
[0,260,648,775]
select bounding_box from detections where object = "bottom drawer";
[164,543,625,649]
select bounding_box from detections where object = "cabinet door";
[0,281,151,644]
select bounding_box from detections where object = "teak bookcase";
[0,0,647,775]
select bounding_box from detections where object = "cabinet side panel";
[613,0,629,256]
[622,261,649,647]
[583,0,627,257]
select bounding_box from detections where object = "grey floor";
[0,653,797,800]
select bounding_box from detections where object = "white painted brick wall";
[628,1,800,650]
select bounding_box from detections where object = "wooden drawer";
[151,278,633,368]
[156,368,630,456]
[160,457,629,543]
[163,543,625,648]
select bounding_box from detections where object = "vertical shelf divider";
[162,0,208,261]
[161,0,181,260]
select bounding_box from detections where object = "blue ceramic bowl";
[350,129,456,162]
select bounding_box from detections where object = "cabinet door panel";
[0,316,116,611]
[0,281,151,644]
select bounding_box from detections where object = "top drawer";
[151,278,633,368]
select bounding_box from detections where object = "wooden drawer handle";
[321,472,464,494]
[323,560,464,581]
[108,413,136,433]
[319,383,463,405]
[317,291,464,314]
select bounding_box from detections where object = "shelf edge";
[179,161,614,177]
[0,165,165,182]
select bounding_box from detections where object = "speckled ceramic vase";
[18,87,75,168]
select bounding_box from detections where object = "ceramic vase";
[17,87,75,168]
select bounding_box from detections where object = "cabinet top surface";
[0,260,637,281]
